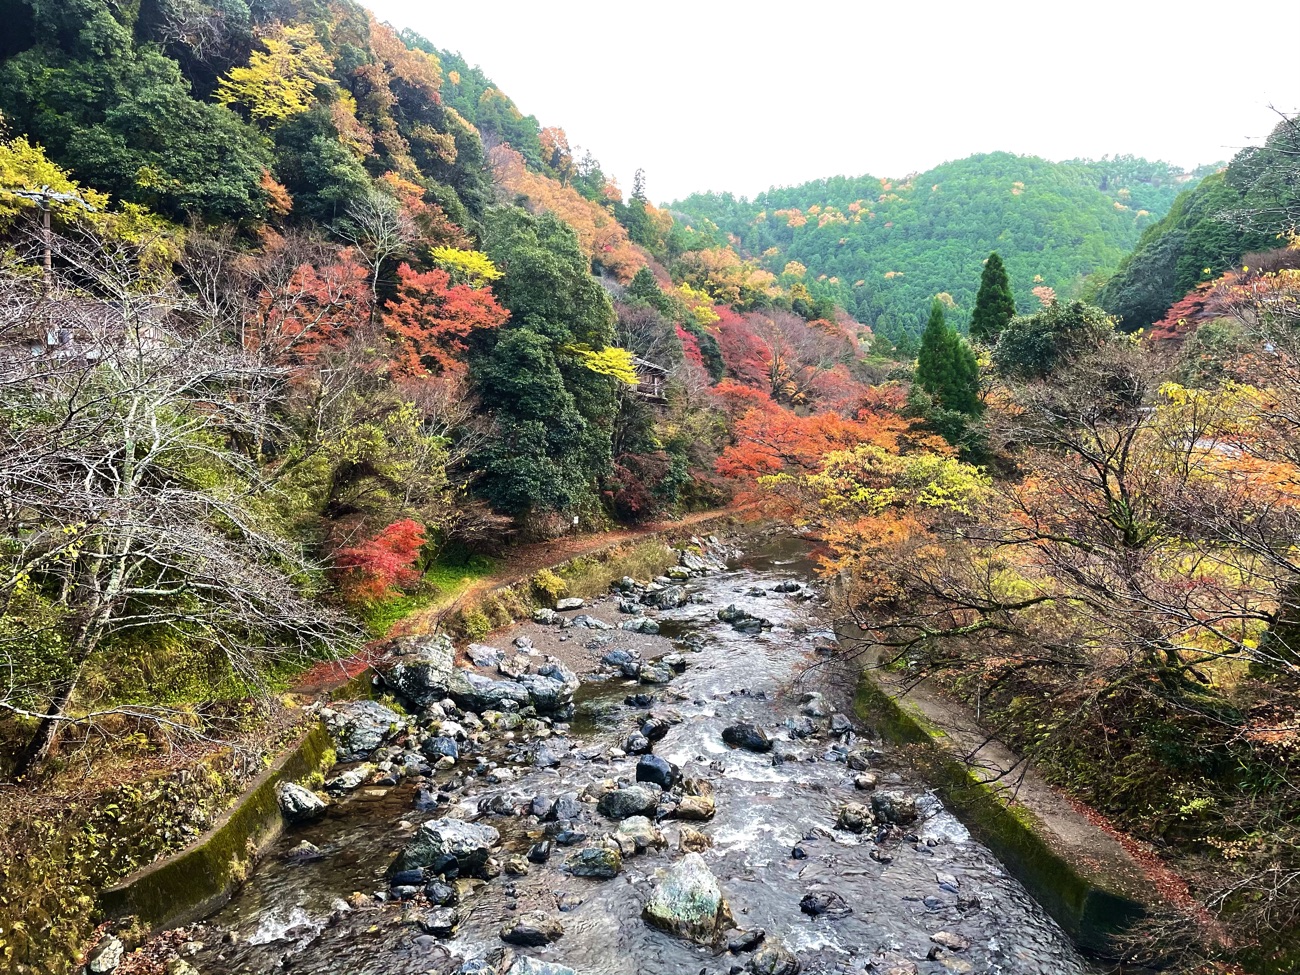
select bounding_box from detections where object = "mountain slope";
[674,153,1215,342]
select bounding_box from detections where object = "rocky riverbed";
[174,532,1102,975]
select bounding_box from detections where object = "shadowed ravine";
[193,535,1102,975]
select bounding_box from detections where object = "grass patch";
[557,540,676,599]
[359,553,497,637]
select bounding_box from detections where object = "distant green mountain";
[673,153,1216,341]
[1097,119,1300,331]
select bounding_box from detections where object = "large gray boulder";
[871,791,919,825]
[517,659,579,715]
[321,700,405,762]
[375,634,456,708]
[393,818,500,876]
[642,852,735,945]
[276,781,328,823]
[448,670,532,712]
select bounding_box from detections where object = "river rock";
[597,785,657,820]
[638,661,674,684]
[728,928,766,952]
[468,643,505,668]
[836,801,874,833]
[670,794,716,821]
[636,754,679,789]
[567,846,622,878]
[871,791,919,825]
[615,814,666,853]
[620,617,660,635]
[500,911,564,946]
[324,763,374,793]
[393,819,500,876]
[533,738,570,768]
[642,852,735,945]
[749,940,801,974]
[276,781,328,823]
[448,670,532,713]
[556,597,585,610]
[416,906,460,936]
[321,700,405,762]
[498,654,531,679]
[930,931,970,951]
[532,608,559,625]
[799,889,853,918]
[571,613,611,630]
[87,936,124,973]
[716,604,750,624]
[623,732,651,754]
[722,722,772,753]
[375,634,456,708]
[527,840,552,863]
[644,585,688,609]
[678,826,713,852]
[800,692,832,718]
[422,736,459,762]
[773,580,801,593]
[854,772,879,790]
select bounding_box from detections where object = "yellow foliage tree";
[217,24,336,127]
[429,247,502,284]
[565,344,639,385]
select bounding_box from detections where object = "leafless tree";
[0,228,357,774]
[338,188,420,307]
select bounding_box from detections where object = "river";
[191,532,1104,975]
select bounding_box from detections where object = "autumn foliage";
[332,518,427,605]
[382,263,509,376]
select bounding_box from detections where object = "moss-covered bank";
[854,674,1147,956]
[99,722,334,932]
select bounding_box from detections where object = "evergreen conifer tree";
[969,252,1016,344]
[916,299,981,415]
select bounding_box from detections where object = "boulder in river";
[722,721,772,753]
[871,790,919,825]
[614,814,666,854]
[321,700,405,762]
[393,819,500,877]
[500,911,564,946]
[566,846,622,878]
[375,634,456,708]
[636,754,679,789]
[416,906,460,936]
[799,889,853,918]
[638,660,674,684]
[641,852,735,945]
[276,781,328,823]
[749,940,801,974]
[835,801,875,833]
[669,794,716,821]
[597,785,658,820]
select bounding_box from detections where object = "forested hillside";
[1,2,1299,973]
[1096,120,1300,331]
[674,153,1216,347]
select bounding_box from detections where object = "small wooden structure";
[632,356,668,402]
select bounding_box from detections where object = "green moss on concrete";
[855,675,1146,956]
[99,722,334,931]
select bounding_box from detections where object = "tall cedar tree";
[969,252,1016,343]
[916,299,981,415]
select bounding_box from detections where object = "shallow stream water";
[193,535,1104,975]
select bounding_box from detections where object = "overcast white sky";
[366,0,1300,206]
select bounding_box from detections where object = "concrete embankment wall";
[100,722,334,931]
